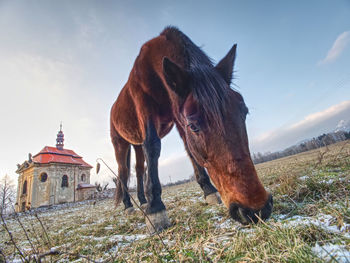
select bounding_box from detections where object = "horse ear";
[163,57,189,98]
[215,44,237,85]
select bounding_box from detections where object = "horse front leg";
[190,158,222,205]
[143,120,171,233]
[175,122,221,205]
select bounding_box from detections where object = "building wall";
[32,165,53,207]
[16,166,35,212]
[77,188,96,201]
[16,164,91,212]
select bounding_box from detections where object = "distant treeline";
[162,176,196,188]
[126,177,195,192]
[252,130,350,164]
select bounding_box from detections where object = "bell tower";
[56,123,64,150]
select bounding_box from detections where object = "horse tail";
[114,146,131,207]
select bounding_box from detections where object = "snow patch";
[215,219,233,229]
[312,243,350,262]
[299,175,308,181]
[109,234,147,243]
[320,178,335,184]
[282,214,350,238]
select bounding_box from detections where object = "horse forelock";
[190,66,229,133]
[161,26,231,133]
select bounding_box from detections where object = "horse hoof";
[125,207,136,215]
[145,210,171,234]
[205,192,222,205]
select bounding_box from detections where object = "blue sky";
[1,1,350,185]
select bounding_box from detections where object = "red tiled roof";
[32,146,92,168]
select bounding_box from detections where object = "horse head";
[163,45,273,224]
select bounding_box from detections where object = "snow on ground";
[82,234,147,243]
[281,213,350,238]
[312,243,350,263]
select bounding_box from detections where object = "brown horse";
[110,26,272,232]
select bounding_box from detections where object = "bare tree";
[0,174,16,215]
[95,182,109,192]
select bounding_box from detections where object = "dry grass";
[1,141,350,262]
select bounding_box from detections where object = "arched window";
[22,180,27,194]
[40,173,48,182]
[81,174,86,182]
[61,175,68,188]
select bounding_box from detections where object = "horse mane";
[161,26,229,131]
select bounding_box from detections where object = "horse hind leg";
[133,145,147,207]
[111,132,135,215]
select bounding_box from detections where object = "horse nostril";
[229,195,273,225]
[238,207,249,224]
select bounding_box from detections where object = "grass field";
[1,141,350,262]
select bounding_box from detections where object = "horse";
[110,26,273,232]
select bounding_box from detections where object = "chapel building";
[15,126,95,212]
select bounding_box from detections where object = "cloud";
[250,100,350,153]
[159,154,193,183]
[319,31,350,65]
[0,52,109,183]
[289,101,350,130]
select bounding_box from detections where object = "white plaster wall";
[16,163,92,211]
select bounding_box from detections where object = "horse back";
[111,34,180,144]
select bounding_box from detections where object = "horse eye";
[188,123,200,133]
[240,102,249,118]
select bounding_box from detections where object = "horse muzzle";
[229,194,273,225]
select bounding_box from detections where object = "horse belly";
[115,119,143,145]
[111,91,144,145]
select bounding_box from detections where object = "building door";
[49,181,56,205]
[21,202,26,212]
[49,195,55,205]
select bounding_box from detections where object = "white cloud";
[289,101,350,130]
[159,154,193,183]
[0,52,108,183]
[251,100,350,153]
[319,31,350,65]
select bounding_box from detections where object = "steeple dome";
[56,123,64,150]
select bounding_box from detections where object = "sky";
[0,0,350,187]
